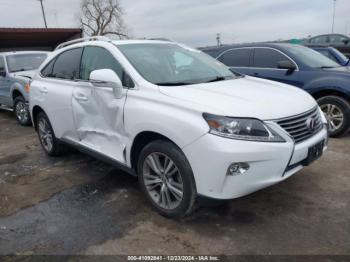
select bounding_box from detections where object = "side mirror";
[0,69,6,77]
[277,60,297,72]
[343,39,349,45]
[90,69,123,99]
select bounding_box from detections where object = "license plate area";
[304,140,325,166]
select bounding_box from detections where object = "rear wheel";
[36,112,66,156]
[137,140,197,218]
[318,96,350,137]
[14,96,31,126]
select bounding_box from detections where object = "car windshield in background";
[6,53,47,73]
[117,43,235,86]
[287,46,340,69]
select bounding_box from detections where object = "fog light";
[227,162,250,176]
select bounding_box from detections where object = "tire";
[318,96,350,137]
[36,112,66,156]
[137,140,197,218]
[13,96,31,126]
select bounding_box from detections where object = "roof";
[0,28,83,50]
[0,51,49,56]
[200,42,302,58]
[309,33,350,39]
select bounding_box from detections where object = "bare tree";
[80,0,128,39]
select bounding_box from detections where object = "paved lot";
[0,109,349,255]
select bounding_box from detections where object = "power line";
[332,0,336,33]
[38,0,48,28]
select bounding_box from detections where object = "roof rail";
[55,36,111,50]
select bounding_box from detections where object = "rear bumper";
[183,124,328,200]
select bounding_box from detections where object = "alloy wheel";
[321,104,344,132]
[38,117,54,152]
[142,152,184,210]
[15,101,29,123]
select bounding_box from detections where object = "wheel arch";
[129,131,180,172]
[32,105,46,130]
[12,89,24,101]
[311,88,350,104]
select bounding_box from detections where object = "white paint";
[29,39,328,200]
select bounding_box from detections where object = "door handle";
[253,73,259,76]
[74,93,89,102]
[40,87,48,94]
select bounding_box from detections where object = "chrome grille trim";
[275,107,323,143]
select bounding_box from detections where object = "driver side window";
[80,46,134,88]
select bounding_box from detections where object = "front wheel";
[14,97,31,126]
[137,140,197,218]
[318,96,350,137]
[36,112,66,156]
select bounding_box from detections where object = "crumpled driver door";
[72,80,128,163]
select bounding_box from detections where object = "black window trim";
[40,45,136,89]
[216,47,253,68]
[0,55,6,71]
[39,47,83,82]
[217,47,299,71]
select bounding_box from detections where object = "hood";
[11,70,37,80]
[159,76,317,120]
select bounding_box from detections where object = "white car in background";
[29,37,328,217]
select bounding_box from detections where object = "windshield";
[117,43,236,85]
[287,46,340,68]
[6,53,47,73]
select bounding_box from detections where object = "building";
[0,28,83,52]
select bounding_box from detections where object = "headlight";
[203,113,285,142]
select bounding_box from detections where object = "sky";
[0,0,349,47]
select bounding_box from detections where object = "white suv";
[30,37,328,217]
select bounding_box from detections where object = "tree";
[80,0,128,39]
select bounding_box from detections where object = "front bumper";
[182,124,328,200]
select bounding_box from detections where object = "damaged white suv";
[30,37,328,217]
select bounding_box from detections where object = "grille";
[276,107,323,143]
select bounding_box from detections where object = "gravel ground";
[0,109,349,256]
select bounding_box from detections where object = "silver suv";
[0,51,48,125]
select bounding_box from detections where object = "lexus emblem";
[306,117,317,132]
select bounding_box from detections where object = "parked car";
[305,34,350,58]
[201,43,350,137]
[311,46,349,67]
[30,37,328,217]
[0,51,48,125]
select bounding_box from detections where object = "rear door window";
[313,36,329,44]
[52,48,83,80]
[253,48,291,69]
[218,49,251,67]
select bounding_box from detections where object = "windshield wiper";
[156,82,193,86]
[319,66,339,69]
[205,76,234,83]
[11,68,27,73]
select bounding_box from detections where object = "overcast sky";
[0,0,349,47]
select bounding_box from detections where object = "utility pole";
[38,0,48,28]
[216,33,222,47]
[332,0,336,33]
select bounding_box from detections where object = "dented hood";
[159,76,317,120]
[11,70,36,80]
